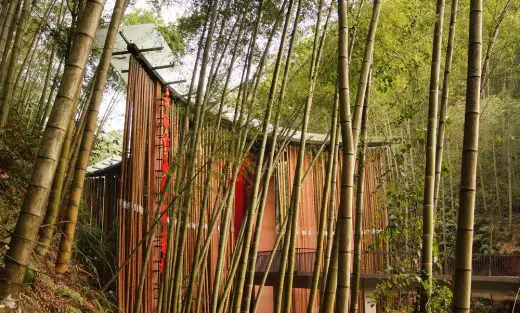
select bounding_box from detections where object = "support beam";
[121,63,176,73]
[112,46,163,56]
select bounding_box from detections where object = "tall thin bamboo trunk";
[232,1,292,311]
[480,0,513,96]
[0,0,19,103]
[349,71,371,313]
[351,0,380,146]
[212,5,272,313]
[55,0,127,274]
[507,119,512,232]
[182,17,244,313]
[441,182,448,270]
[157,21,207,313]
[451,0,482,311]
[321,114,339,295]
[13,0,56,95]
[419,1,445,311]
[36,89,81,256]
[13,16,47,100]
[170,2,220,311]
[492,141,501,212]
[0,0,11,47]
[278,0,322,309]
[0,0,104,298]
[347,0,365,63]
[307,84,338,313]
[321,209,339,313]
[336,0,356,311]
[0,0,16,61]
[0,0,33,134]
[434,0,458,209]
[34,1,65,128]
[39,59,64,129]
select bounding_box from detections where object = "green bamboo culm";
[55,0,129,274]
[349,70,371,313]
[419,0,445,312]
[336,0,356,311]
[0,0,105,299]
[433,0,459,210]
[0,0,32,134]
[451,0,482,311]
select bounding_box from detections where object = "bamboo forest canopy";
[0,0,519,312]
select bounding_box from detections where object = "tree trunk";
[36,89,81,256]
[347,0,365,63]
[492,141,500,212]
[307,85,338,313]
[507,120,512,233]
[351,0,380,147]
[321,115,339,301]
[182,17,244,313]
[233,0,292,310]
[336,0,356,311]
[451,0,482,311]
[480,0,513,96]
[419,1,445,311]
[55,0,127,274]
[34,1,66,129]
[0,0,12,46]
[349,71,371,313]
[39,59,64,129]
[0,0,104,298]
[0,0,33,134]
[0,0,16,61]
[0,0,19,101]
[171,1,220,311]
[434,0,458,209]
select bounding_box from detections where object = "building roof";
[89,24,390,176]
[86,155,122,175]
[94,23,190,94]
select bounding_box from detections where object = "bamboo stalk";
[419,1,445,311]
[0,0,105,298]
[181,16,245,313]
[452,0,482,311]
[336,0,356,310]
[55,0,129,273]
[0,0,16,61]
[307,89,338,313]
[351,0,380,148]
[169,2,220,310]
[36,88,80,256]
[0,0,34,133]
[349,71,371,313]
[434,0,459,209]
[231,1,291,311]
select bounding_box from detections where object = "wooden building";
[85,24,389,313]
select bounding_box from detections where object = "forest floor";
[0,144,113,313]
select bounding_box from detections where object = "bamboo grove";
[0,0,519,312]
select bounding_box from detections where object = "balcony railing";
[255,249,520,277]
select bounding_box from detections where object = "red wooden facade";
[83,56,387,313]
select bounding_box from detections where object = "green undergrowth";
[0,138,115,312]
